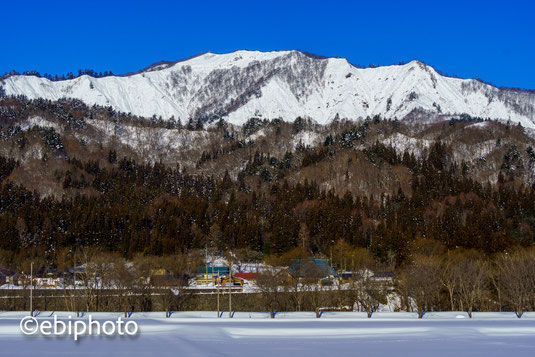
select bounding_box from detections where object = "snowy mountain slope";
[2,50,534,127]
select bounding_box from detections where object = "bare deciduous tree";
[440,251,463,311]
[455,256,488,318]
[302,263,328,318]
[397,255,441,318]
[109,258,136,318]
[495,250,535,318]
[350,269,388,317]
[256,270,283,318]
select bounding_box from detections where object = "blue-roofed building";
[288,258,337,278]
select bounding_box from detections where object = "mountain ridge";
[2,50,534,128]
[5,50,533,92]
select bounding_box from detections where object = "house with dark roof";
[0,267,16,286]
[288,258,337,279]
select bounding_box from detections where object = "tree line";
[0,137,534,267]
[1,69,115,82]
[4,246,535,318]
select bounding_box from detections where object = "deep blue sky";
[3,0,534,88]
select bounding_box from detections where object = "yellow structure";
[196,274,219,286]
[221,276,244,287]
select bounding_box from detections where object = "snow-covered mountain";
[2,50,535,127]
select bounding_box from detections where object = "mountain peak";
[2,50,534,128]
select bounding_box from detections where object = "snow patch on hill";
[381,133,432,156]
[20,116,63,133]
[292,131,322,149]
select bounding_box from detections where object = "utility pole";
[330,239,335,269]
[74,250,79,317]
[30,262,33,317]
[205,246,208,278]
[217,275,220,318]
[228,268,232,318]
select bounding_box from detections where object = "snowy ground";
[1,311,535,356]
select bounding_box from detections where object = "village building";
[195,266,230,286]
[289,258,337,280]
[234,272,258,284]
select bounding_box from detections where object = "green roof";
[197,266,229,275]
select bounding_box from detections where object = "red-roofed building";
[234,272,258,281]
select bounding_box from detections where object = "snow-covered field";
[1,311,535,356]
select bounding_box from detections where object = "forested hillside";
[1,95,535,269]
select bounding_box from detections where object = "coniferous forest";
[0,117,533,265]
